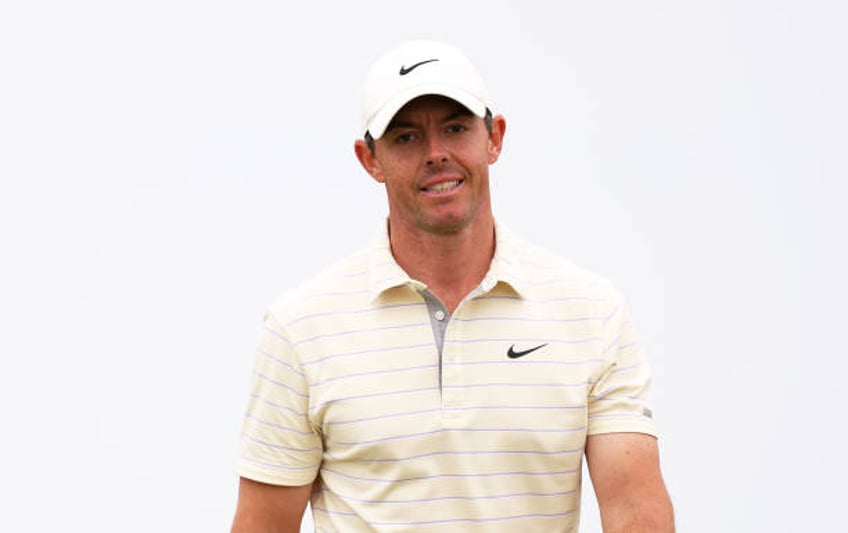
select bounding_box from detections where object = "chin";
[419,212,474,235]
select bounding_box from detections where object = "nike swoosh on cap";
[399,58,439,75]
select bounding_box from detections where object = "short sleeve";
[587,295,657,437]
[235,310,323,485]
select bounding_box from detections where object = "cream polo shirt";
[237,224,656,532]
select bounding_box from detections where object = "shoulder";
[501,230,624,307]
[265,245,374,328]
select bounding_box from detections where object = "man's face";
[356,95,505,236]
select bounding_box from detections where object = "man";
[231,40,674,532]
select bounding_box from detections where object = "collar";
[366,220,528,301]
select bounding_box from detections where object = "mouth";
[421,179,463,193]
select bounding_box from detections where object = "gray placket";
[419,289,450,358]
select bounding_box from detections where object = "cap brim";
[366,83,487,139]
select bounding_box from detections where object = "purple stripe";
[445,336,602,346]
[244,413,314,436]
[479,295,608,305]
[610,361,644,375]
[601,333,621,356]
[326,447,584,464]
[241,432,319,451]
[368,510,578,527]
[603,305,621,324]
[255,372,308,398]
[262,326,291,344]
[313,506,577,527]
[256,348,304,376]
[284,302,425,327]
[302,342,433,367]
[591,393,645,402]
[319,487,577,504]
[321,466,580,484]
[293,322,428,347]
[445,358,603,367]
[311,363,438,387]
[616,341,639,352]
[443,381,594,390]
[453,315,606,324]
[327,403,586,427]
[249,394,307,418]
[326,426,587,447]
[312,386,438,410]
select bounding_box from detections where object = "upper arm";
[231,477,313,533]
[585,432,674,532]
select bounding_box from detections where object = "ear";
[354,139,386,183]
[486,114,506,164]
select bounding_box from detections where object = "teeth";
[425,180,461,192]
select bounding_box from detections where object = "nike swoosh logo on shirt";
[507,343,548,359]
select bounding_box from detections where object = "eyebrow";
[384,104,474,134]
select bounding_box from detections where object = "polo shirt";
[236,223,656,532]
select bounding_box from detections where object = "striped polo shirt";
[237,223,656,532]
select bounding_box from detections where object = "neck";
[388,212,495,314]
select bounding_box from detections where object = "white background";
[2,1,846,531]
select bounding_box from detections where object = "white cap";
[360,40,490,139]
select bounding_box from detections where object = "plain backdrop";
[2,1,846,531]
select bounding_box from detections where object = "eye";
[394,132,416,144]
[446,123,467,134]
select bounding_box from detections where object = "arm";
[585,432,674,533]
[231,477,313,533]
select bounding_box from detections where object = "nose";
[424,133,449,166]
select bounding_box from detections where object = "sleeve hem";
[235,464,318,487]
[587,420,657,438]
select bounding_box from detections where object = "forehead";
[389,95,473,125]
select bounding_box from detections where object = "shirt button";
[434,310,446,321]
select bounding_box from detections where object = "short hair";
[365,108,493,154]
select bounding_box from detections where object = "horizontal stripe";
[254,372,308,398]
[313,507,577,533]
[445,336,603,346]
[326,404,586,426]
[255,348,304,376]
[311,363,438,387]
[452,315,606,324]
[249,394,308,418]
[312,386,438,410]
[324,447,584,464]
[478,294,608,305]
[301,342,433,367]
[325,426,587,447]
[443,381,594,389]
[241,432,319,452]
[320,487,577,504]
[314,506,578,527]
[285,302,424,327]
[243,413,314,436]
[321,466,580,484]
[292,322,429,347]
[445,358,604,367]
[262,326,291,344]
[610,361,645,375]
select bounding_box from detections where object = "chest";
[297,295,609,460]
